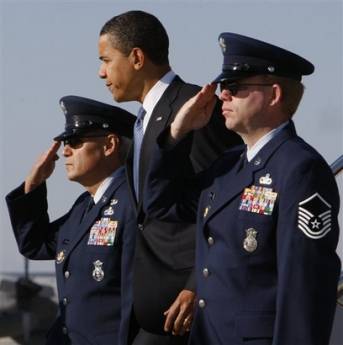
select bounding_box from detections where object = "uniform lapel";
[63,174,125,260]
[202,121,297,224]
[201,158,255,224]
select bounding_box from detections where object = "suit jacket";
[126,75,242,333]
[6,167,136,345]
[144,121,341,345]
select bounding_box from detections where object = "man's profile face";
[63,136,107,186]
[219,76,273,134]
[98,34,138,102]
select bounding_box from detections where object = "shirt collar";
[246,121,289,162]
[141,70,176,131]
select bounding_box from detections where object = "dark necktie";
[133,107,146,199]
[237,150,248,172]
[83,196,95,220]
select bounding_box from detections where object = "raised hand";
[24,141,61,193]
[170,83,217,141]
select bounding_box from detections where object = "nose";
[219,89,232,102]
[98,63,106,79]
[63,145,72,157]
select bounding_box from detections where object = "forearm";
[6,182,58,259]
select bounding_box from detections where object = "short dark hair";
[100,10,169,66]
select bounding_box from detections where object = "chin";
[224,119,235,131]
[66,173,77,182]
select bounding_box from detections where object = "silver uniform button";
[207,236,214,246]
[62,297,68,306]
[62,326,68,335]
[198,299,206,308]
[64,271,70,279]
[138,224,144,231]
[203,268,210,278]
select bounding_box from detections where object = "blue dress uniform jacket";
[6,167,136,345]
[144,121,341,345]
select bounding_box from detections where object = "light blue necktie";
[133,107,146,199]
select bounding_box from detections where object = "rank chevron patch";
[298,193,332,239]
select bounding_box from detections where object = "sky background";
[0,0,342,276]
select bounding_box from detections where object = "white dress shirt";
[141,70,176,133]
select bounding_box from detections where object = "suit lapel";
[202,121,297,224]
[136,76,185,210]
[64,176,125,259]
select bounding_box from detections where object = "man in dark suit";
[6,96,136,345]
[144,33,341,344]
[98,10,242,345]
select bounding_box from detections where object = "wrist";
[170,123,188,141]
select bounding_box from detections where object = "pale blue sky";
[0,0,342,274]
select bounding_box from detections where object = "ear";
[269,83,282,106]
[103,134,119,156]
[130,47,145,71]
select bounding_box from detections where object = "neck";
[82,161,120,196]
[85,180,104,197]
[240,127,274,149]
[240,113,289,148]
[139,65,171,103]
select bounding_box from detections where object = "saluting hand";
[163,289,195,336]
[170,83,217,141]
[24,141,61,193]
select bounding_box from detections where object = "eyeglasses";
[219,81,273,96]
[62,134,107,149]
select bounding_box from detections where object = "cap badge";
[102,123,109,128]
[92,260,104,282]
[219,37,227,53]
[268,66,275,73]
[243,228,258,253]
[60,101,67,114]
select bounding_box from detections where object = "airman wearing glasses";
[143,33,341,345]
[6,96,136,345]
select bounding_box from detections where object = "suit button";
[198,299,206,308]
[207,236,214,246]
[62,297,68,306]
[202,268,210,278]
[138,224,144,231]
[62,326,68,335]
[64,271,70,279]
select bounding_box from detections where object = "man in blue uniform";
[144,33,341,345]
[6,96,136,345]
